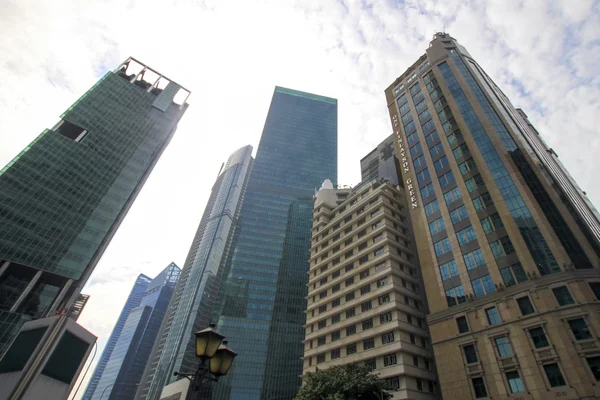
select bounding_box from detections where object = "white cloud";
[0,0,599,397]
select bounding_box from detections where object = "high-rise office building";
[360,134,402,185]
[82,274,152,400]
[303,179,438,399]
[384,33,600,399]
[206,87,337,400]
[90,263,180,400]
[0,57,190,355]
[137,146,254,400]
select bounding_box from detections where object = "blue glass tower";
[136,146,254,400]
[90,263,180,400]
[211,87,337,399]
[82,274,152,400]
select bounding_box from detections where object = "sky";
[0,0,599,397]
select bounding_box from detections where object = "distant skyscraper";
[385,33,600,399]
[90,263,180,400]
[137,146,254,400]
[0,57,190,355]
[208,87,337,399]
[82,274,152,400]
[360,134,402,185]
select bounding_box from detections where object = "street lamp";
[175,324,237,400]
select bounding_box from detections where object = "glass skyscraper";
[385,33,600,399]
[0,57,189,355]
[209,87,337,399]
[90,263,180,400]
[137,146,254,400]
[82,274,152,400]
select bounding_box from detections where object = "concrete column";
[10,271,42,313]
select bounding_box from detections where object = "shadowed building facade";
[136,146,254,400]
[384,33,600,399]
[0,58,190,356]
[209,87,337,399]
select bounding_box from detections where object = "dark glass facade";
[210,87,337,399]
[360,134,402,185]
[137,146,254,400]
[91,263,180,400]
[82,274,152,400]
[0,58,189,355]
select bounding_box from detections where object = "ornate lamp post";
[175,324,237,400]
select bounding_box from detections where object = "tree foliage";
[294,365,393,400]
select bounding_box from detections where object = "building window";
[346,308,355,319]
[425,131,440,146]
[380,312,393,324]
[506,371,525,393]
[472,377,488,398]
[318,320,326,329]
[434,237,452,256]
[360,285,371,295]
[445,285,466,307]
[377,277,389,287]
[319,305,327,313]
[364,358,376,371]
[346,292,355,302]
[481,213,504,234]
[421,183,436,199]
[388,377,400,390]
[495,336,513,357]
[586,357,600,382]
[450,205,469,224]
[417,168,431,184]
[410,334,415,344]
[529,327,549,349]
[383,353,397,366]
[471,274,496,298]
[347,343,357,355]
[429,143,444,157]
[360,270,369,279]
[490,236,515,259]
[428,381,435,394]
[486,307,501,325]
[361,301,372,312]
[362,319,373,330]
[317,336,326,346]
[463,344,478,364]
[568,318,592,341]
[363,338,375,350]
[413,355,419,366]
[456,225,477,245]
[589,282,600,300]
[424,198,439,216]
[373,247,385,257]
[429,217,446,236]
[332,284,340,293]
[456,316,470,333]
[424,359,431,370]
[517,296,535,316]
[382,332,395,344]
[458,157,477,175]
[499,263,527,287]
[473,192,493,211]
[317,354,325,364]
[453,143,468,160]
[416,378,423,391]
[463,248,485,270]
[438,171,456,188]
[359,256,369,265]
[439,259,458,280]
[434,156,449,172]
[409,142,422,158]
[345,277,354,287]
[378,293,390,305]
[443,186,462,204]
[331,313,340,324]
[552,286,574,306]
[331,349,341,359]
[543,363,567,387]
[346,325,356,336]
[465,173,485,192]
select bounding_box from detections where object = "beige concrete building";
[384,33,600,399]
[302,179,439,399]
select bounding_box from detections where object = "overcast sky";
[1,0,599,397]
